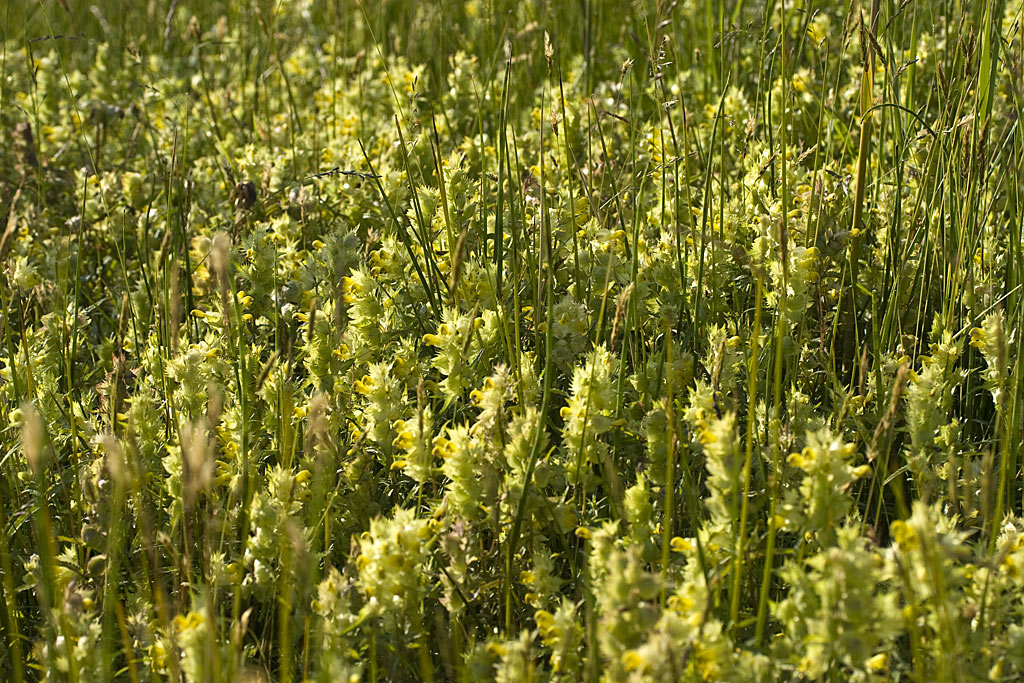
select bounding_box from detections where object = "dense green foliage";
[2,0,1024,680]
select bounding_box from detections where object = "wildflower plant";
[2,0,1024,680]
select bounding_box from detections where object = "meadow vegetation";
[1,0,1024,680]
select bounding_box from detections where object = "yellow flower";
[172,611,205,633]
[392,430,414,450]
[867,653,889,671]
[890,520,918,550]
[354,375,375,395]
[622,649,646,672]
[969,327,985,349]
[670,536,693,553]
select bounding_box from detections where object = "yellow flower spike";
[520,570,535,584]
[439,324,451,336]
[726,335,742,348]
[241,313,253,323]
[116,412,129,422]
[535,609,554,630]
[390,459,408,470]
[311,239,325,249]
[422,333,442,347]
[574,526,592,540]
[295,470,312,485]
[191,309,207,319]
[559,406,572,420]
[293,312,309,322]
[852,464,872,478]
[473,317,485,330]
[293,405,308,419]
[204,347,222,359]
[470,389,484,405]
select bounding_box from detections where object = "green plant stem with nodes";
[732,269,762,631]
